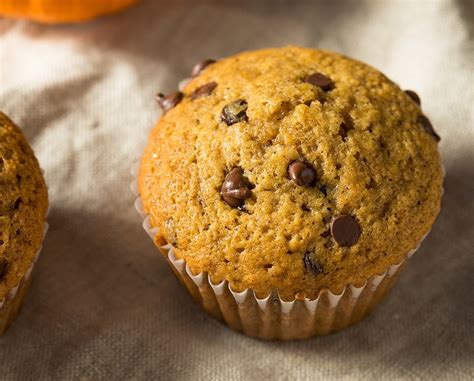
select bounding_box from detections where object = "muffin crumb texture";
[0,112,48,299]
[139,47,442,299]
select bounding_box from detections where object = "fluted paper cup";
[132,159,443,340]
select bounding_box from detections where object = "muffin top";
[0,112,48,299]
[139,46,442,300]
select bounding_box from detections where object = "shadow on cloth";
[456,0,474,39]
[0,207,223,378]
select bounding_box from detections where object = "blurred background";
[0,1,473,380]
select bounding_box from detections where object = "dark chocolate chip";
[221,99,248,126]
[191,59,216,77]
[331,215,361,247]
[288,160,317,187]
[303,252,323,275]
[418,115,440,142]
[156,92,183,114]
[221,167,253,208]
[0,260,7,280]
[190,82,217,100]
[305,73,333,91]
[405,90,421,105]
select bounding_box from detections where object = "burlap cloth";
[0,0,472,379]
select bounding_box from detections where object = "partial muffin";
[138,47,442,339]
[0,112,48,334]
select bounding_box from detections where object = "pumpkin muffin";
[0,112,48,334]
[137,47,442,339]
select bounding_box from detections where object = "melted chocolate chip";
[288,160,317,187]
[0,260,7,280]
[331,215,361,247]
[303,252,323,274]
[221,99,248,126]
[191,59,216,77]
[190,82,217,99]
[221,167,253,208]
[305,73,333,91]
[405,90,421,105]
[418,115,440,142]
[156,92,183,114]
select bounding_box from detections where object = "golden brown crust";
[139,47,442,299]
[0,112,48,299]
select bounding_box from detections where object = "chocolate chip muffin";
[138,46,442,338]
[0,112,48,334]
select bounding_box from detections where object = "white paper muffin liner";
[132,159,443,340]
[0,168,49,335]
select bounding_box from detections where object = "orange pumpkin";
[0,0,140,23]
